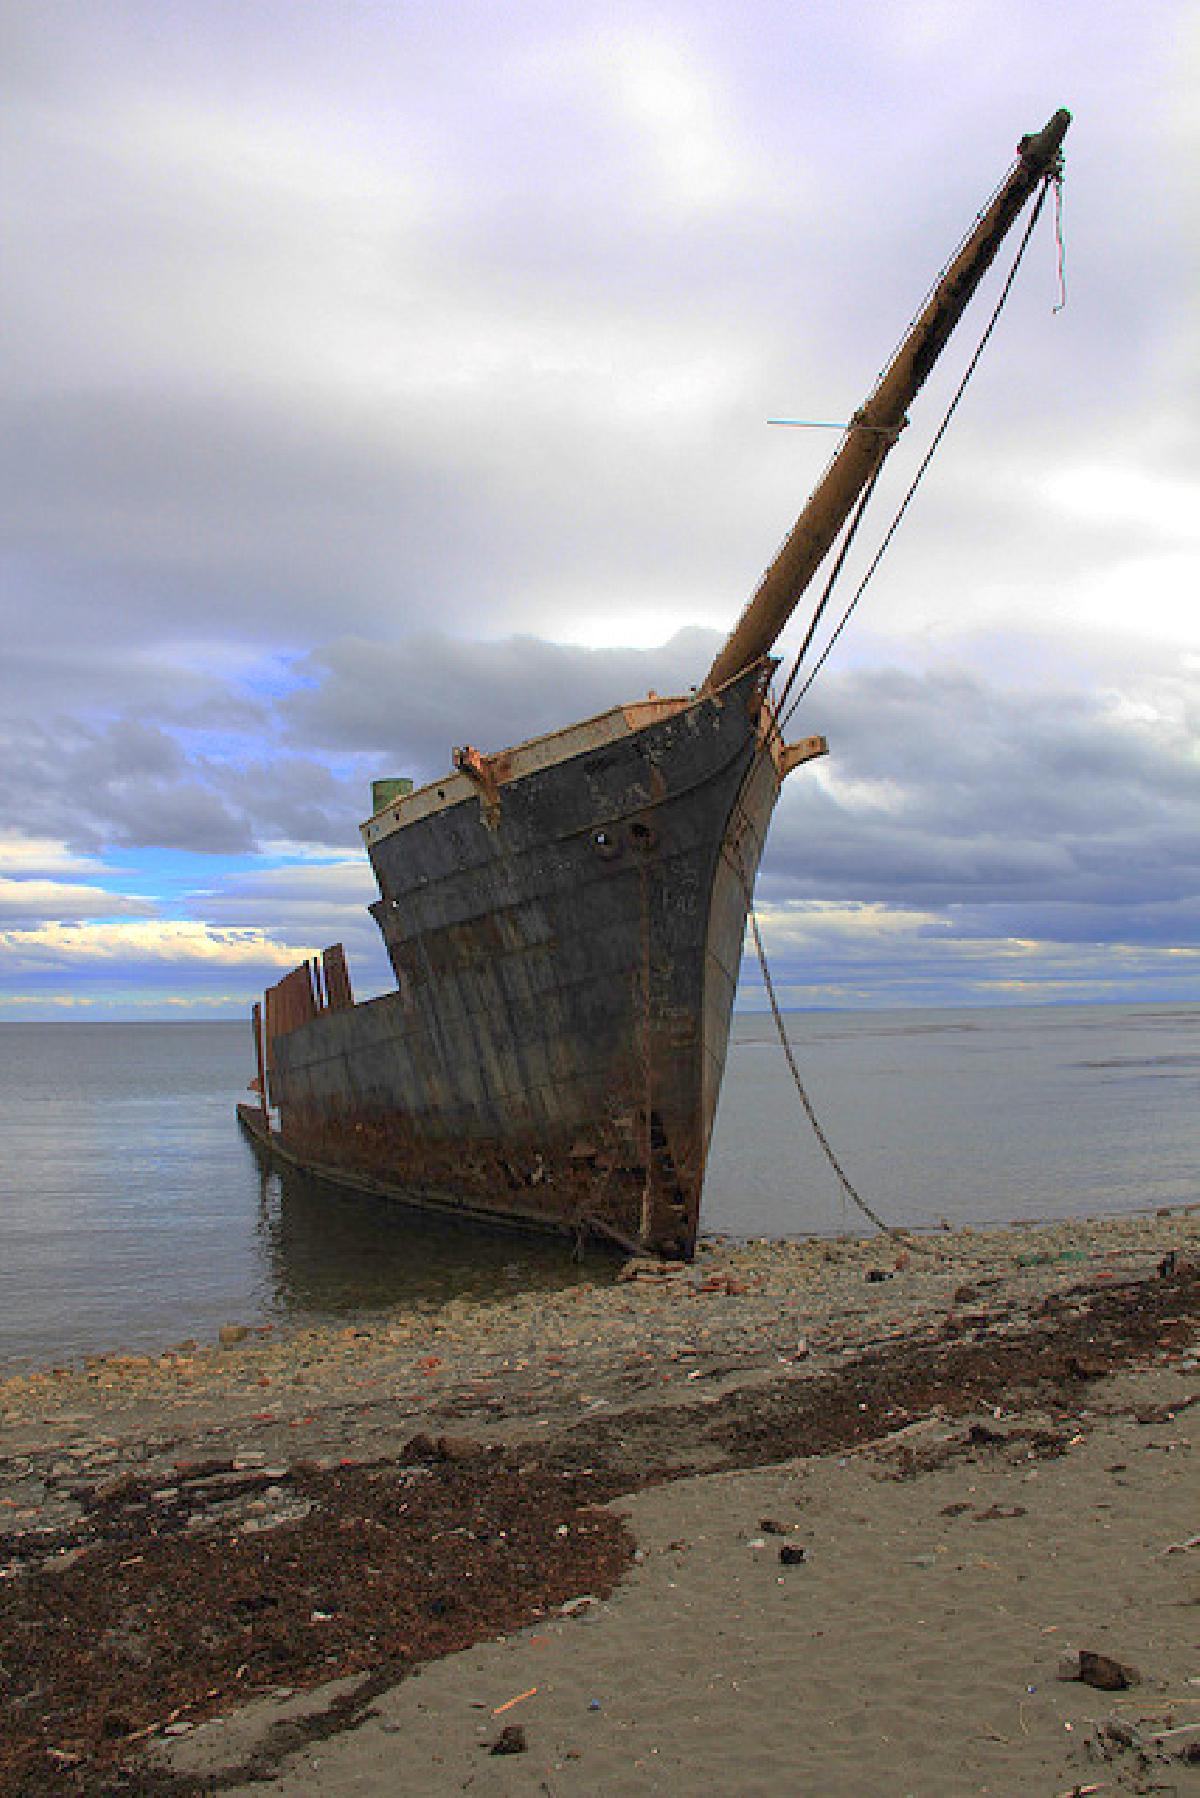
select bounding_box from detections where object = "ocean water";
[0,1004,1195,1368]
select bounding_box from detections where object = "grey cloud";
[762,662,1199,944]
[10,4,1181,682]
[0,717,253,855]
[283,628,721,766]
[749,908,1195,1010]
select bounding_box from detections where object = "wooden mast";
[705,108,1070,693]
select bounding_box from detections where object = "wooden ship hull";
[240,110,1070,1258]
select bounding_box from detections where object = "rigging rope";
[1053,170,1068,313]
[770,468,882,727]
[733,171,1060,1253]
[728,836,939,1255]
[779,172,1054,728]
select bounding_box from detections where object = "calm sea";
[0,1004,1195,1369]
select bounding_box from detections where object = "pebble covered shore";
[3,1209,1197,1533]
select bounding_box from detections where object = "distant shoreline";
[4,994,1199,1026]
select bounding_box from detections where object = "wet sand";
[2,1209,1198,1794]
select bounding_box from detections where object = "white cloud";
[0,833,107,876]
[0,920,305,969]
[0,876,156,923]
[746,902,1200,1010]
[0,990,256,1012]
[756,898,949,949]
[592,28,771,217]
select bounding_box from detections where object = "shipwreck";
[238,109,1071,1258]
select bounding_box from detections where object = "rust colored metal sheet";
[264,962,318,1053]
[251,1001,268,1120]
[322,942,354,1010]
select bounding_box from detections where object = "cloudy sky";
[2,0,1197,1019]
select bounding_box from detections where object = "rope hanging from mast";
[779,168,1057,724]
[739,162,1064,1251]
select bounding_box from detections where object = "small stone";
[91,1472,140,1507]
[1057,1649,1140,1690]
[489,1724,527,1755]
[435,1435,482,1462]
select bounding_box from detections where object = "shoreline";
[3,1208,1198,1794]
[3,1199,1198,1387]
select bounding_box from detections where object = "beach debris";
[967,1422,1008,1447]
[778,1544,808,1565]
[489,1723,528,1754]
[588,1699,603,1711]
[560,1595,597,1616]
[401,1431,486,1463]
[617,1260,685,1283]
[1135,1394,1196,1423]
[218,1325,249,1348]
[1057,1649,1141,1690]
[1096,1715,1142,1751]
[492,1686,537,1716]
[971,1503,1027,1522]
[865,1269,892,1283]
[1065,1352,1107,1380]
[1161,1532,1200,1555]
[694,1273,754,1296]
[758,1517,790,1535]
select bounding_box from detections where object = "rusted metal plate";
[322,943,353,1010]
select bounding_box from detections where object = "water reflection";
[253,1162,620,1322]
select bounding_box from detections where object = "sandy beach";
[2,1209,1198,1794]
